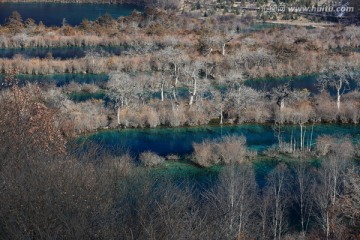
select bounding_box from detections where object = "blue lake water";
[0,3,143,26]
[241,22,293,33]
[0,73,355,99]
[85,124,360,157]
[80,124,360,191]
[0,73,109,86]
[244,74,358,95]
[245,74,320,93]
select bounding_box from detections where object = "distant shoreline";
[0,0,148,6]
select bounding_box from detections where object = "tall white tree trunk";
[300,124,306,151]
[193,77,197,96]
[189,77,197,106]
[332,173,338,205]
[222,43,226,56]
[220,104,223,125]
[172,89,177,102]
[189,95,194,106]
[117,107,121,125]
[326,211,330,240]
[336,89,341,111]
[174,64,178,85]
[237,181,246,235]
[280,98,285,111]
[161,82,164,102]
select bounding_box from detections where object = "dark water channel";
[0,3,143,26]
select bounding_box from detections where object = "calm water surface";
[0,3,143,26]
[86,124,360,157]
[0,73,109,86]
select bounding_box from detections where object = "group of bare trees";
[0,10,359,133]
[193,135,360,240]
[23,58,356,133]
[0,72,359,239]
[1,52,357,134]
[0,3,359,239]
[102,60,360,129]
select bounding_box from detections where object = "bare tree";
[210,87,227,125]
[265,163,290,240]
[259,189,272,240]
[206,163,259,239]
[159,47,187,84]
[289,89,314,152]
[272,83,291,112]
[317,62,355,111]
[106,72,143,125]
[211,34,233,56]
[313,137,354,239]
[151,53,171,102]
[184,60,204,107]
[335,168,360,238]
[291,157,314,237]
[227,84,265,123]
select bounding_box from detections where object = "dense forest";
[0,2,360,240]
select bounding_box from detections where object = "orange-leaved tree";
[0,68,67,168]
